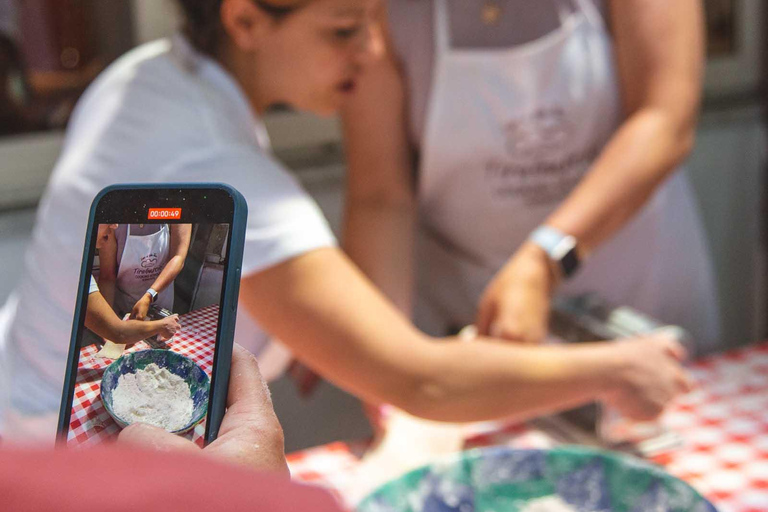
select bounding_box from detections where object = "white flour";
[520,496,581,512]
[111,363,194,431]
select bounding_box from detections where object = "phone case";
[56,183,248,445]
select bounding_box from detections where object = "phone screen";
[59,187,240,447]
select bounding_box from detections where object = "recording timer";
[147,208,182,220]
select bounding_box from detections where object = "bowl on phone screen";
[100,349,209,434]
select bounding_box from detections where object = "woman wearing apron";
[343,0,720,354]
[98,224,192,319]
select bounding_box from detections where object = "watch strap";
[529,226,581,279]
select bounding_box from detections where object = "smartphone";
[57,184,247,447]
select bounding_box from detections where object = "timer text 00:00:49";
[148,208,182,220]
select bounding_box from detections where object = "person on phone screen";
[98,224,192,319]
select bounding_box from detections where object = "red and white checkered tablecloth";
[287,342,768,512]
[66,304,219,448]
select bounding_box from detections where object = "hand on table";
[131,294,152,320]
[602,332,693,421]
[476,242,553,344]
[118,345,289,475]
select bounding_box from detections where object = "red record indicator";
[148,208,182,220]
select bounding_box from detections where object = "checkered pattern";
[67,305,220,448]
[288,342,768,512]
[653,344,768,512]
[287,441,370,506]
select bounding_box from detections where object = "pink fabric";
[1,447,345,512]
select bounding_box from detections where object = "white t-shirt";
[0,35,336,428]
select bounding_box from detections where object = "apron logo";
[140,253,159,268]
[503,106,572,158]
[486,106,598,205]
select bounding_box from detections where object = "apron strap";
[570,0,606,30]
[120,224,132,270]
[433,0,451,55]
[552,0,576,26]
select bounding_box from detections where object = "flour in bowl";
[111,363,194,431]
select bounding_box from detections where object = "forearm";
[148,255,186,294]
[546,109,695,254]
[551,0,705,254]
[114,320,169,344]
[86,295,160,344]
[240,248,620,424]
[343,197,415,313]
[405,338,620,422]
[340,26,414,313]
[98,279,116,308]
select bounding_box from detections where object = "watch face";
[561,247,580,277]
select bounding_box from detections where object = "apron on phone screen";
[414,0,720,352]
[114,224,174,315]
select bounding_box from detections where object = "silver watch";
[529,226,581,279]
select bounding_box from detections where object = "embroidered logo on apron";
[485,105,599,205]
[135,252,165,281]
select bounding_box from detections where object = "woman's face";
[241,0,383,115]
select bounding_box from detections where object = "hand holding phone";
[58,184,247,446]
[118,345,289,475]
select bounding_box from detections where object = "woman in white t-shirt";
[343,0,720,353]
[0,0,691,440]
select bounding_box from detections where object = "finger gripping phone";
[57,184,247,446]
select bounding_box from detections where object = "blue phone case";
[56,183,248,445]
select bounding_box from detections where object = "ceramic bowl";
[358,446,718,512]
[100,349,209,433]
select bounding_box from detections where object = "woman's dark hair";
[176,0,225,56]
[176,0,299,56]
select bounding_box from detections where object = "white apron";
[114,224,174,315]
[415,0,720,353]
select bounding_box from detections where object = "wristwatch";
[529,226,581,279]
[146,288,158,303]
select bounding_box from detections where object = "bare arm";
[97,230,118,308]
[240,248,689,422]
[85,291,180,345]
[547,0,704,250]
[477,0,705,340]
[341,4,415,313]
[147,224,193,295]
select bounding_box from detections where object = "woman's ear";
[220,0,270,52]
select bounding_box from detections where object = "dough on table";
[96,340,126,359]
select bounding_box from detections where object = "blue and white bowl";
[100,349,209,434]
[358,446,718,512]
